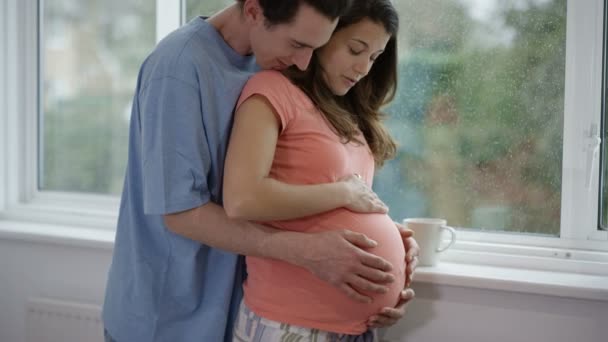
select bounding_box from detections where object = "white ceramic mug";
[403,218,456,266]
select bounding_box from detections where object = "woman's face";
[316,18,391,96]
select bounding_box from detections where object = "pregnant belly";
[245,210,406,334]
[313,210,406,317]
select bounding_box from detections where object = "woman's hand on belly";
[366,288,416,329]
[394,222,421,288]
[337,174,388,214]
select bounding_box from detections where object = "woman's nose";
[354,61,372,78]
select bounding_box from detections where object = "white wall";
[0,235,112,342]
[0,232,606,342]
[381,284,607,342]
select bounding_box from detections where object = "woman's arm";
[223,95,387,221]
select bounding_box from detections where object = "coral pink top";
[236,70,405,334]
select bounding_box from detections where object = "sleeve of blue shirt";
[138,75,211,215]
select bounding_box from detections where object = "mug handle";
[436,225,456,253]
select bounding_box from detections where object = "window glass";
[185,0,232,22]
[376,0,566,235]
[41,0,156,194]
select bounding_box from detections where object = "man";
[103,1,418,341]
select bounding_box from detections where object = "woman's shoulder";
[246,70,293,88]
[243,70,312,106]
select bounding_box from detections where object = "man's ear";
[242,0,264,25]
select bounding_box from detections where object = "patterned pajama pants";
[232,300,378,342]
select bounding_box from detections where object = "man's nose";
[292,48,314,71]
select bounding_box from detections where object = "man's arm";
[164,202,396,303]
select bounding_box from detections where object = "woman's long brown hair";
[284,0,399,167]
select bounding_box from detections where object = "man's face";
[248,2,338,71]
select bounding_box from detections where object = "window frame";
[0,0,607,275]
[2,0,40,218]
[600,0,608,231]
[0,0,7,213]
[0,0,182,229]
[559,0,605,243]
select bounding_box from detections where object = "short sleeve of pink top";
[235,70,405,335]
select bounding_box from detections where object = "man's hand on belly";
[291,229,396,303]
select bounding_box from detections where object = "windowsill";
[414,262,608,302]
[0,219,114,250]
[1,219,608,302]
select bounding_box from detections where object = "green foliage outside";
[378,0,566,235]
[42,0,155,194]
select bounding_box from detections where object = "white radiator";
[25,297,103,342]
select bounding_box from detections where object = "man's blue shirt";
[102,17,258,342]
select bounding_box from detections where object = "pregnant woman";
[223,0,406,340]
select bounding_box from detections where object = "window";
[600,0,608,230]
[184,0,232,22]
[41,0,156,195]
[377,0,567,236]
[1,0,606,270]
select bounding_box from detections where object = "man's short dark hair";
[238,0,352,26]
